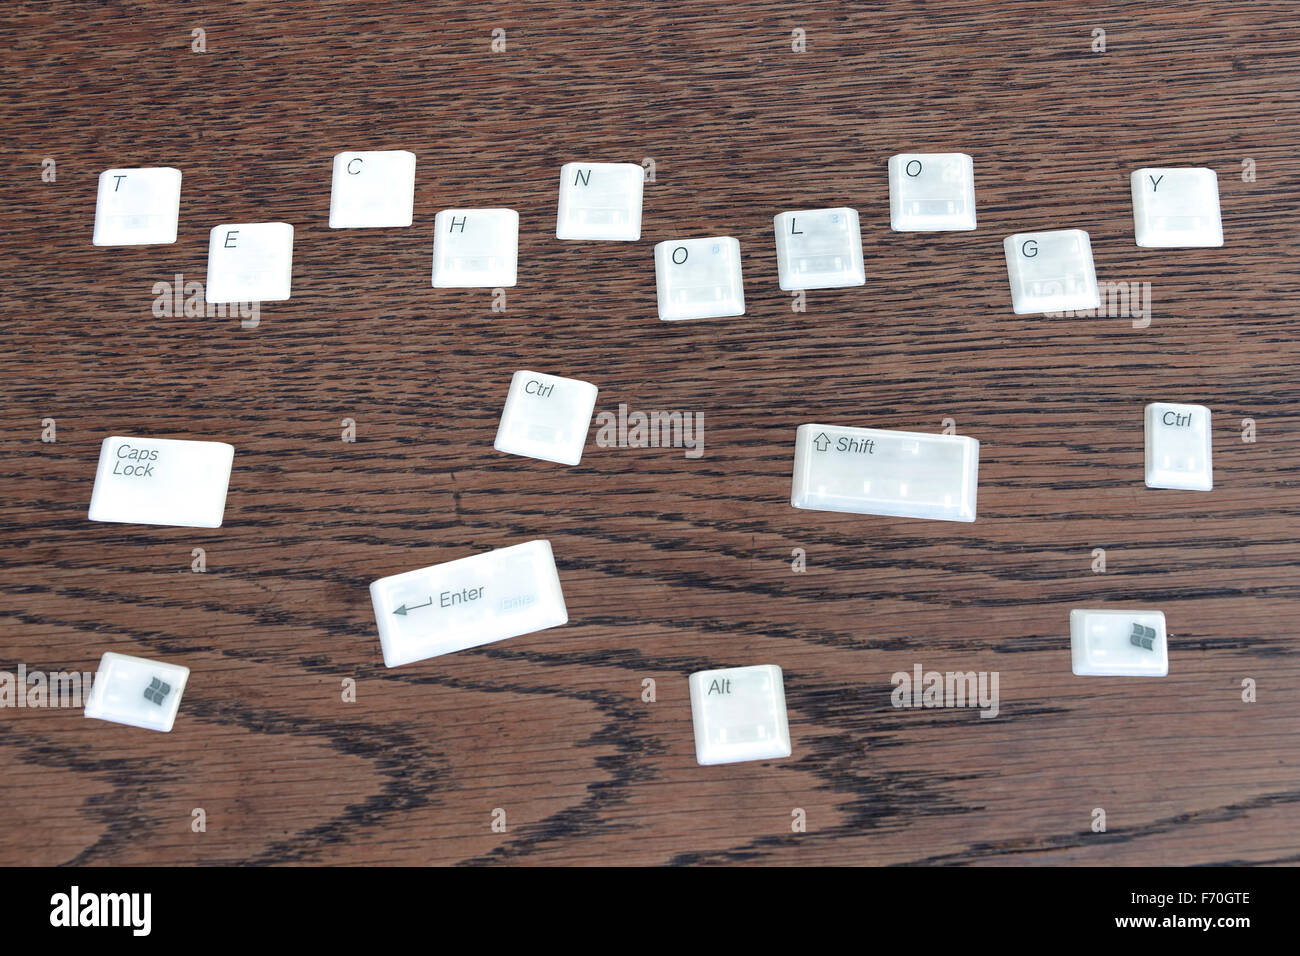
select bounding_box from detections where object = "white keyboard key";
[1131,167,1223,248]
[1003,228,1099,314]
[689,665,792,766]
[1145,402,1213,490]
[84,652,190,732]
[1070,609,1168,677]
[791,424,979,522]
[888,153,976,231]
[369,540,568,667]
[494,370,598,466]
[88,436,234,528]
[654,236,745,321]
[773,207,865,290]
[92,167,181,246]
[205,222,294,303]
[329,149,416,228]
[431,208,518,287]
[555,162,643,241]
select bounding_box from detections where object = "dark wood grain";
[1,0,1298,866]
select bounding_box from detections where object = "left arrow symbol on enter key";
[394,596,433,616]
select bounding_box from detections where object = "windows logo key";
[1129,622,1158,651]
[143,676,172,706]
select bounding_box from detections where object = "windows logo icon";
[143,676,172,706]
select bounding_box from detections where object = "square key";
[206,222,294,303]
[1131,167,1223,248]
[1003,228,1099,315]
[773,207,865,291]
[84,651,190,732]
[689,665,792,766]
[653,236,745,321]
[1145,402,1213,490]
[369,540,568,667]
[1070,609,1168,677]
[494,370,598,466]
[431,208,518,288]
[329,149,416,228]
[88,436,235,528]
[92,167,181,246]
[555,162,643,241]
[888,153,977,231]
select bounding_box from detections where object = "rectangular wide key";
[791,424,979,522]
[369,540,568,667]
[88,436,235,528]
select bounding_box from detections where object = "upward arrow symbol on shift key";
[813,432,832,451]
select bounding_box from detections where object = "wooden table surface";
[1,1,1297,866]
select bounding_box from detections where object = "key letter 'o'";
[672,246,688,264]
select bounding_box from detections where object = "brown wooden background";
[1,1,1297,866]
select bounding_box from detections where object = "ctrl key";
[84,652,190,733]
[689,665,792,766]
